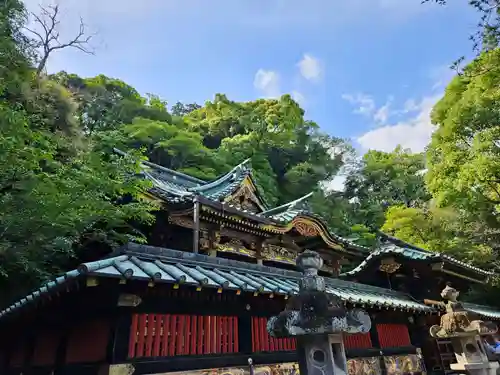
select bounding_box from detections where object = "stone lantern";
[429,283,499,375]
[267,250,371,375]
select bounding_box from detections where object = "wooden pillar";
[54,328,69,375]
[369,315,388,374]
[238,306,253,354]
[193,196,200,254]
[106,309,132,364]
[22,326,36,371]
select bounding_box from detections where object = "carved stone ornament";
[429,284,498,338]
[267,250,371,337]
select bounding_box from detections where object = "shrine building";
[1,154,499,375]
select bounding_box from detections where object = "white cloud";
[297,54,323,82]
[356,95,440,153]
[352,65,457,153]
[403,98,419,113]
[429,65,456,91]
[341,93,376,117]
[292,90,306,107]
[373,98,393,124]
[254,69,281,98]
[342,93,396,125]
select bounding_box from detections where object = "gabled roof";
[114,148,268,209]
[0,243,435,320]
[342,232,493,279]
[115,149,369,256]
[260,192,313,222]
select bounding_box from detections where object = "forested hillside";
[2,0,500,305]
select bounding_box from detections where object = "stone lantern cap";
[267,250,371,337]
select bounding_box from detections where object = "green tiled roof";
[114,148,268,208]
[342,236,493,278]
[0,244,435,319]
[463,302,500,320]
[114,149,369,255]
[260,192,313,222]
[257,193,370,254]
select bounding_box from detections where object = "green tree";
[381,205,493,265]
[51,72,173,134]
[121,117,228,180]
[343,147,430,228]
[171,101,201,117]
[426,48,500,255]
[185,94,348,205]
[0,1,157,304]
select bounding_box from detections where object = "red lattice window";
[376,323,411,348]
[251,317,297,352]
[343,333,372,349]
[128,314,239,358]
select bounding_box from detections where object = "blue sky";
[24,0,476,156]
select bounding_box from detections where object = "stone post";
[267,250,371,375]
[429,284,499,375]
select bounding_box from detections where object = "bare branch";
[23,4,95,77]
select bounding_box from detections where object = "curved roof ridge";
[261,192,313,217]
[189,158,251,193]
[341,234,493,277]
[113,148,206,185]
[144,171,194,197]
[378,231,433,254]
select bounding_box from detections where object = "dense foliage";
[2,0,500,305]
[0,0,156,304]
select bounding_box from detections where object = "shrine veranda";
[1,153,499,375]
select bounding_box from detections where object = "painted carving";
[262,243,296,264]
[295,221,319,237]
[225,183,262,213]
[108,364,135,375]
[151,363,299,375]
[254,363,299,375]
[213,231,221,247]
[168,215,193,229]
[347,357,381,375]
[378,257,401,274]
[384,354,425,375]
[200,231,210,250]
[217,237,256,257]
[267,251,371,337]
[429,283,498,338]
